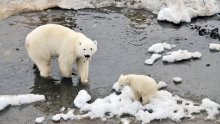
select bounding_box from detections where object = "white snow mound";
[73,83,220,123]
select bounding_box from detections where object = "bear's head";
[77,36,97,60]
[117,74,129,91]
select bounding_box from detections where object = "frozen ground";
[0,7,220,124]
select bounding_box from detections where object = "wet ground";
[0,8,220,124]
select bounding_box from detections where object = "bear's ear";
[120,74,124,77]
[79,42,82,46]
[93,40,97,46]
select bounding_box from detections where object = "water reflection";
[30,70,89,113]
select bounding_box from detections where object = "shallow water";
[0,8,220,123]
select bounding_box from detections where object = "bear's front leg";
[76,59,89,84]
[58,54,74,78]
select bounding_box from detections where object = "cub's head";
[117,74,129,90]
[78,36,97,60]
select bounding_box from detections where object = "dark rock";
[206,64,211,67]
[16,48,19,51]
[195,25,201,30]
[177,100,183,104]
[210,28,219,39]
[199,29,208,36]
[144,109,153,113]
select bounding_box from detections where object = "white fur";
[117,74,158,104]
[25,24,97,83]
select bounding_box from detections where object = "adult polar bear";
[25,24,97,84]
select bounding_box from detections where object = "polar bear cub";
[117,74,158,104]
[25,24,97,83]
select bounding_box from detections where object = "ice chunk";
[209,43,220,51]
[145,54,162,65]
[74,90,91,108]
[0,94,45,111]
[148,43,165,53]
[59,107,65,113]
[200,98,220,120]
[173,77,182,84]
[158,81,167,89]
[52,114,61,121]
[148,42,175,53]
[35,116,45,124]
[163,50,202,63]
[191,51,202,58]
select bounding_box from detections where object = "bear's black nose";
[85,55,90,58]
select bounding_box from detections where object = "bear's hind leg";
[27,46,51,77]
[34,60,51,78]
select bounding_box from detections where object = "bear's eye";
[90,48,92,50]
[83,48,86,51]
[121,85,123,86]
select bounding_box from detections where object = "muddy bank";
[0,8,220,123]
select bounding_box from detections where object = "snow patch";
[74,90,91,108]
[0,94,45,111]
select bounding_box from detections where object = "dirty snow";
[74,90,91,108]
[35,116,45,124]
[209,43,220,51]
[200,98,220,120]
[145,54,162,65]
[157,0,220,24]
[0,94,45,111]
[148,42,176,53]
[121,118,131,124]
[52,109,76,121]
[162,50,202,63]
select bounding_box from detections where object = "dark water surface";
[0,8,220,124]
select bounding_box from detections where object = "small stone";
[206,64,211,67]
[177,100,183,104]
[16,48,20,51]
